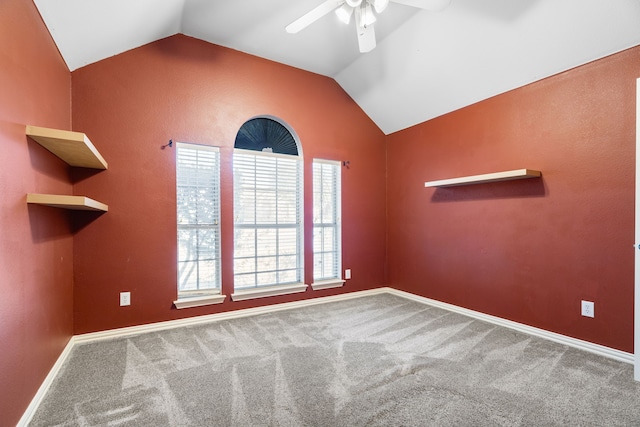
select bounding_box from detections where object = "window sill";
[311,279,346,291]
[231,283,308,302]
[174,294,227,309]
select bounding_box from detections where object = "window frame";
[174,142,225,308]
[231,148,307,300]
[311,159,344,290]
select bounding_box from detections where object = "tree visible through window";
[176,143,221,297]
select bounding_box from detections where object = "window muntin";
[233,149,303,289]
[176,143,221,297]
[313,160,341,281]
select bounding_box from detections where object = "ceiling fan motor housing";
[346,0,363,7]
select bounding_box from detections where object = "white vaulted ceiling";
[34,0,640,134]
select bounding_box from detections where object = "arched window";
[233,117,299,155]
[232,117,304,296]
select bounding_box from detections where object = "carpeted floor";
[29,293,640,426]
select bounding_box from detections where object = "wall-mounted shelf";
[26,125,108,170]
[424,169,541,188]
[27,194,108,212]
[25,125,108,216]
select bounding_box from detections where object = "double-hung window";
[233,150,304,292]
[175,143,222,302]
[312,159,343,289]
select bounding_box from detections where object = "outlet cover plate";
[581,300,594,318]
[120,292,131,307]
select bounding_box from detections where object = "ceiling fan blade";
[357,22,376,53]
[390,0,451,11]
[286,0,341,34]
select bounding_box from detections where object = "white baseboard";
[19,286,634,425]
[17,336,76,427]
[73,288,387,344]
[384,287,634,364]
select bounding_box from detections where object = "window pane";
[323,252,335,279]
[278,269,297,284]
[199,228,217,253]
[234,228,256,258]
[278,228,298,254]
[234,150,303,289]
[234,257,255,275]
[313,227,323,253]
[256,256,277,273]
[322,227,335,252]
[178,260,217,292]
[176,143,221,296]
[257,271,277,287]
[177,187,198,224]
[235,273,256,289]
[178,261,198,291]
[178,228,197,262]
[278,255,298,270]
[321,193,335,224]
[199,260,218,289]
[313,257,323,279]
[313,160,341,281]
[256,229,277,256]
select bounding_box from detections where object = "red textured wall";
[0,0,73,424]
[71,35,387,334]
[387,47,640,352]
[4,14,637,422]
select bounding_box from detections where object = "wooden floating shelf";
[26,125,108,170]
[424,169,541,188]
[27,194,108,212]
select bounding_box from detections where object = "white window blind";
[313,160,341,281]
[176,143,221,296]
[233,149,303,289]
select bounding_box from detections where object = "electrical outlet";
[581,300,594,318]
[120,292,131,307]
[345,269,351,280]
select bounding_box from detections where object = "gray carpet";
[29,293,640,426]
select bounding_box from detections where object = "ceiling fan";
[286,0,451,53]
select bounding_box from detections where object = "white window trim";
[312,158,342,282]
[311,279,346,291]
[233,148,304,290]
[176,142,222,300]
[173,294,227,309]
[231,283,308,302]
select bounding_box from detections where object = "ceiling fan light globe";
[373,0,389,13]
[346,0,362,7]
[335,4,354,24]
